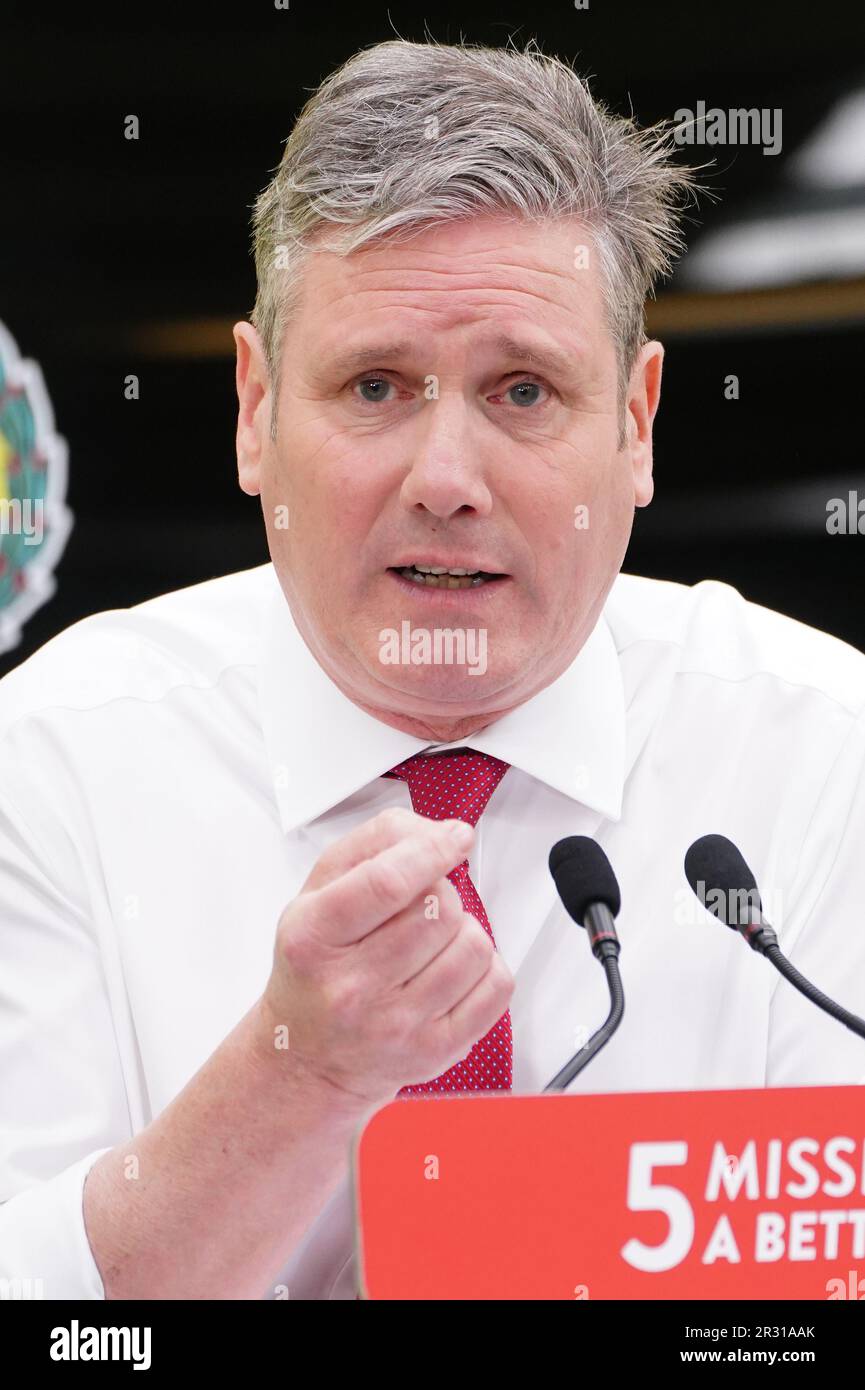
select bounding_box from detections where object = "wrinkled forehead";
[296,213,606,312]
[286,215,613,366]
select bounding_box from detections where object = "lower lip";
[386,569,512,604]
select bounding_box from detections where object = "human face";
[235,214,662,742]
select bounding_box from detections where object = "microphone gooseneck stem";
[543,955,625,1092]
[584,901,622,960]
[764,943,865,1040]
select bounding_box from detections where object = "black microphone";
[543,837,625,1091]
[684,833,865,1042]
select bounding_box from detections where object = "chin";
[370,658,519,708]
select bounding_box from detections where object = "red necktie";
[382,750,513,1095]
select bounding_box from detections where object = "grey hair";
[250,36,702,439]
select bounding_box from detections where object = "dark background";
[2,0,864,677]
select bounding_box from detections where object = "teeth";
[414,565,480,576]
[398,566,489,589]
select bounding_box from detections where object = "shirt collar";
[258,568,625,833]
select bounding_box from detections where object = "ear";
[625,340,664,508]
[233,321,271,497]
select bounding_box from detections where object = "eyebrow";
[327,342,415,374]
[490,334,576,376]
[326,334,577,378]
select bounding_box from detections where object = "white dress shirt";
[1,562,865,1300]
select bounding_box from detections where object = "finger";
[353,875,465,989]
[400,915,497,1018]
[301,807,439,894]
[305,819,474,946]
[442,953,515,1053]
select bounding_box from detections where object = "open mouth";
[388,564,508,591]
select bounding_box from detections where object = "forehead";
[293,214,608,347]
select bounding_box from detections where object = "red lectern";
[353,1085,865,1299]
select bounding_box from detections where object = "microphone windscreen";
[549,836,621,925]
[684,833,762,925]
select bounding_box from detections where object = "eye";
[509,381,543,407]
[492,376,552,409]
[354,375,395,404]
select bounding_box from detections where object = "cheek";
[536,455,633,582]
[580,463,636,582]
[257,465,295,570]
[265,474,390,601]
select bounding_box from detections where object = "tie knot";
[383,750,510,827]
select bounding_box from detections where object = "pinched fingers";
[297,818,474,948]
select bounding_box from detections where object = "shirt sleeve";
[766,709,865,1087]
[0,782,128,1298]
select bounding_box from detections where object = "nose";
[398,398,493,520]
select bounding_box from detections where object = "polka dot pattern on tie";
[382,750,513,1096]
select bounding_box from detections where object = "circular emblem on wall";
[0,321,72,654]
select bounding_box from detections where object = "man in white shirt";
[2,38,865,1301]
